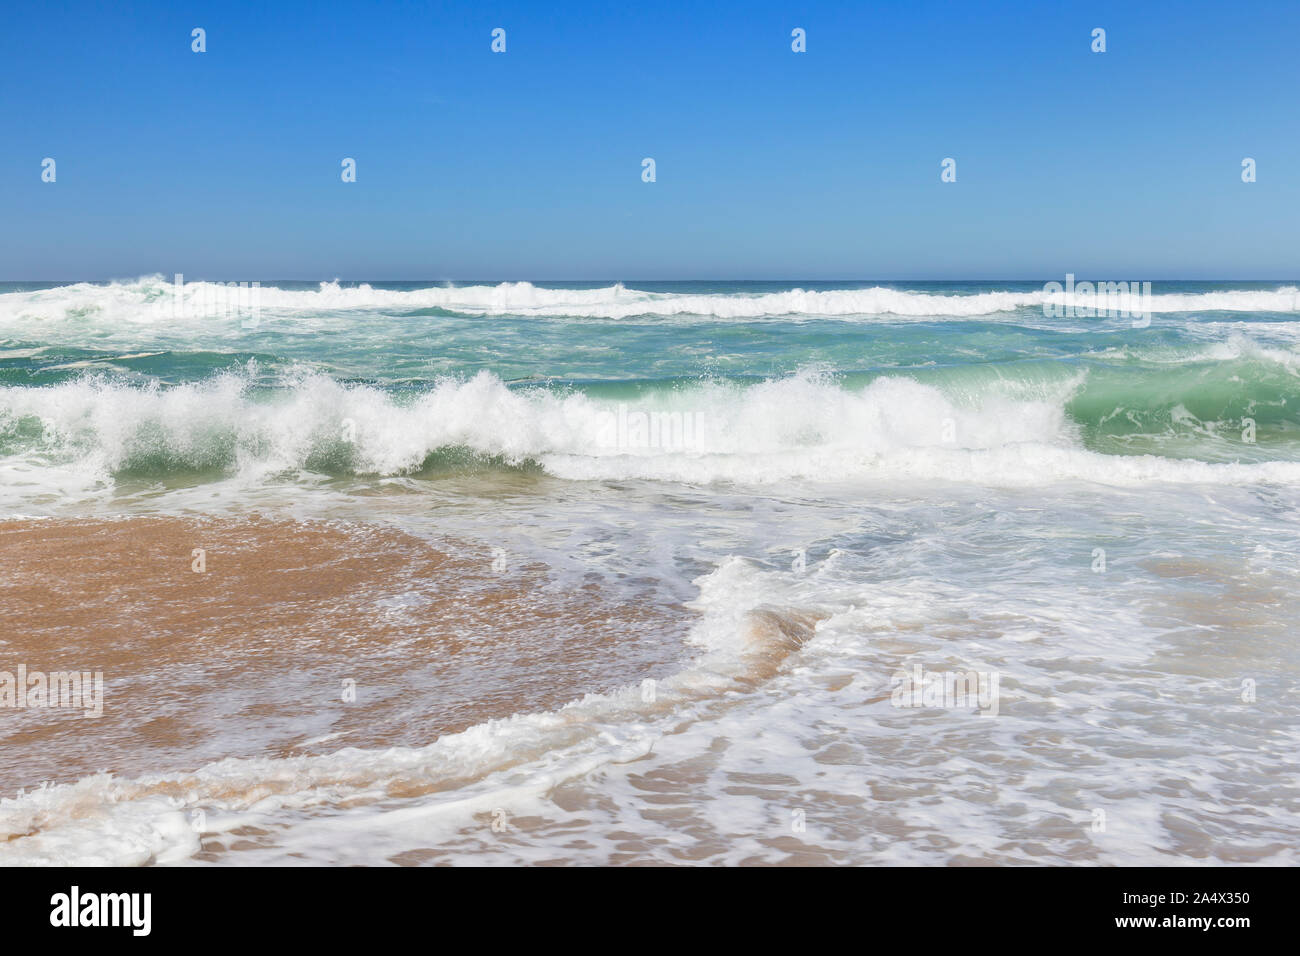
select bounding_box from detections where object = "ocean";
[1,277,1297,865]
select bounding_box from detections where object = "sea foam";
[2,278,1299,325]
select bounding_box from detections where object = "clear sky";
[1,0,1296,280]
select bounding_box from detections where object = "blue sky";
[1,0,1296,279]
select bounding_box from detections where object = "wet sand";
[0,516,689,790]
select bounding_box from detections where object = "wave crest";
[2,278,1299,323]
[3,364,1299,489]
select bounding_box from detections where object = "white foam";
[4,366,1299,496]
[2,278,1298,325]
[0,557,789,866]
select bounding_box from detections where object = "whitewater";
[1,278,1298,866]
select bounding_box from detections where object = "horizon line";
[4,276,1299,285]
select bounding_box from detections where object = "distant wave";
[2,277,1299,324]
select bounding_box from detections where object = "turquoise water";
[2,278,1300,491]
[2,277,1299,865]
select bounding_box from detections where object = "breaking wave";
[2,357,1299,490]
[2,277,1299,324]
